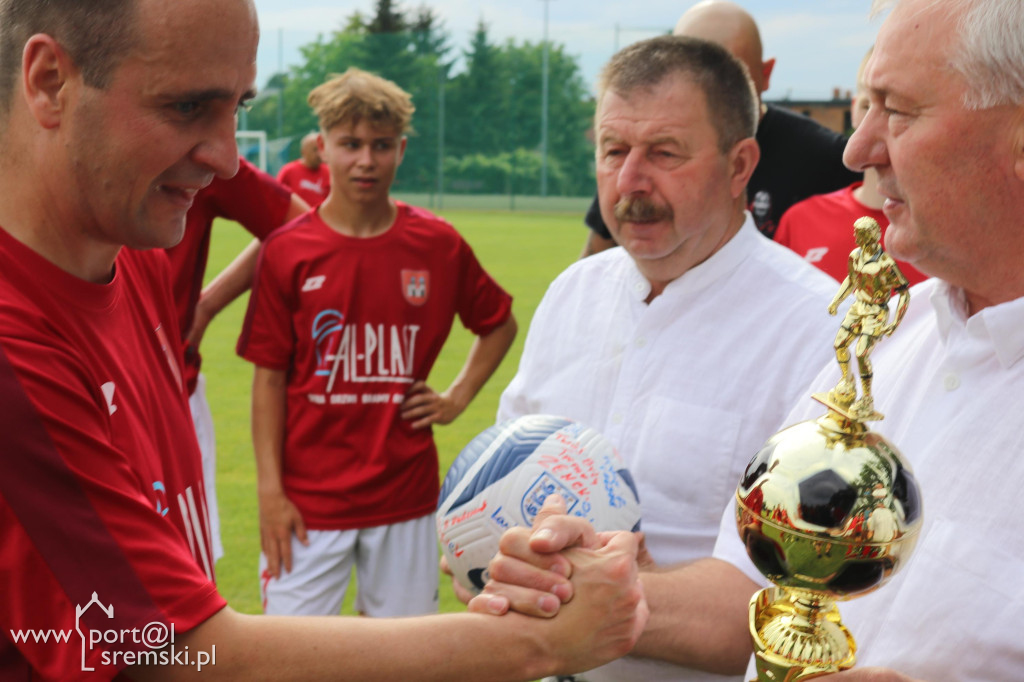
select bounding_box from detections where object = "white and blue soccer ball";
[437,414,642,594]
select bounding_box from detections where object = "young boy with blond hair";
[238,68,517,617]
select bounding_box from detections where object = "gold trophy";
[735,218,923,680]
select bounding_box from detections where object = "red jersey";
[0,227,224,679]
[164,157,292,394]
[277,160,331,207]
[237,202,512,530]
[774,183,928,285]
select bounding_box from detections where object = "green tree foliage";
[246,1,594,195]
[447,20,506,158]
[367,0,405,32]
[443,149,565,196]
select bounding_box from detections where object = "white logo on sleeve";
[302,275,326,292]
[299,179,326,195]
[100,382,117,416]
[804,247,829,264]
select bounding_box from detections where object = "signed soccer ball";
[437,414,641,595]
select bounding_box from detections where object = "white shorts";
[188,374,224,562]
[260,513,439,617]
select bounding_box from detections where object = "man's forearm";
[630,558,757,675]
[251,366,288,493]
[192,239,261,340]
[129,607,554,682]
[131,532,646,682]
[445,314,517,412]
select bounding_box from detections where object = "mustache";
[614,195,673,223]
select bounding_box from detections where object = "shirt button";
[611,413,624,425]
[635,337,646,348]
[943,373,960,391]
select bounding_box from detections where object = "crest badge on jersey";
[401,269,430,306]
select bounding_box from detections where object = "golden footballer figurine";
[825,217,910,420]
[735,217,922,681]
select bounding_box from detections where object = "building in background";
[769,87,853,134]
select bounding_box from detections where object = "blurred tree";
[490,39,594,194]
[248,1,594,195]
[443,148,566,196]
[446,20,506,159]
[410,6,449,57]
[355,3,452,190]
[367,0,405,33]
[343,10,368,34]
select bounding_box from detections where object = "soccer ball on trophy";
[437,414,642,595]
[737,416,923,675]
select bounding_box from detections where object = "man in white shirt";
[497,34,836,682]
[483,0,1024,680]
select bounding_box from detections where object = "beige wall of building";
[768,88,853,134]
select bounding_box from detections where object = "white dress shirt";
[501,214,837,682]
[714,278,1024,680]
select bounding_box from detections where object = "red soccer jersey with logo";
[0,227,225,679]
[237,202,513,530]
[774,183,928,285]
[276,160,331,208]
[164,157,292,394]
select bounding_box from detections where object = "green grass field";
[202,208,586,615]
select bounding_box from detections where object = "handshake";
[444,495,650,677]
[442,497,922,682]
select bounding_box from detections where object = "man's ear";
[760,57,776,94]
[22,34,73,129]
[1013,105,1024,183]
[729,137,760,199]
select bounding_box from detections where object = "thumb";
[295,515,309,546]
[534,494,567,524]
[530,495,599,552]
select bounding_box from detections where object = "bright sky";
[252,0,884,101]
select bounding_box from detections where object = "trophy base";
[748,587,856,682]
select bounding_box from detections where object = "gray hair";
[596,35,758,153]
[871,0,1024,109]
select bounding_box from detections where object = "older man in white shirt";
[486,0,1024,680]
[497,34,836,682]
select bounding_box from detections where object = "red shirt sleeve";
[236,229,297,370]
[454,236,513,336]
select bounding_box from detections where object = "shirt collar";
[931,280,1024,368]
[930,280,965,341]
[624,212,757,303]
[624,256,653,302]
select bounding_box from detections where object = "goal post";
[235,130,268,172]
